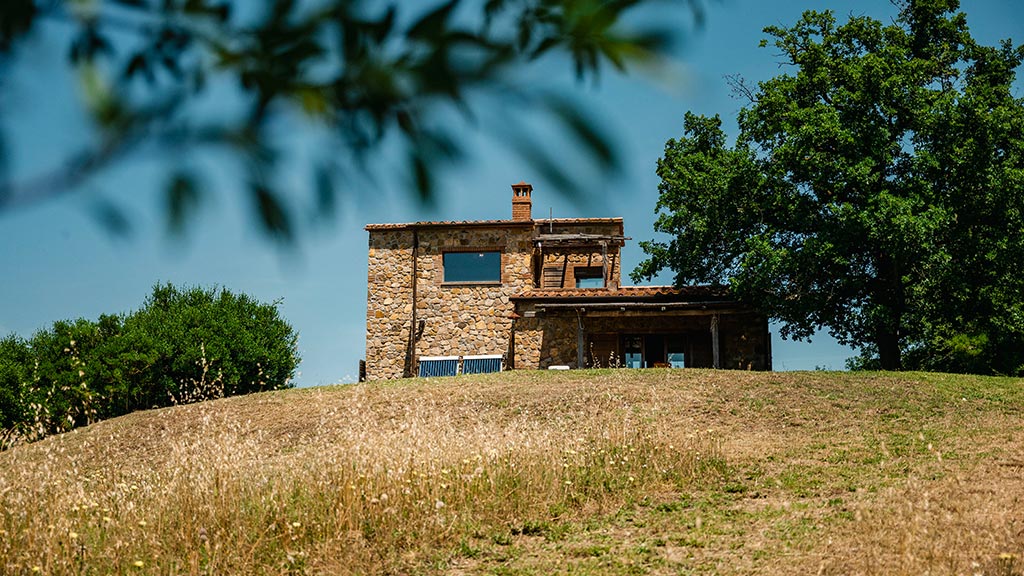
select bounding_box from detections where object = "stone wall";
[366,225,534,380]
[366,229,415,380]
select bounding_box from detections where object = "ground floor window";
[418,354,503,377]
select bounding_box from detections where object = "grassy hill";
[1,369,1022,575]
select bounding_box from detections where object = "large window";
[443,251,501,283]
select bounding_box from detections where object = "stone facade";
[365,216,624,380]
[364,183,770,380]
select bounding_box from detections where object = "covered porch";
[509,287,771,371]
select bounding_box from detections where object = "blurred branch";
[0,0,709,239]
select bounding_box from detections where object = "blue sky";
[2,0,1022,385]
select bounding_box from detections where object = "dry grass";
[1,369,1022,575]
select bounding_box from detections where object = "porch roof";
[512,285,733,302]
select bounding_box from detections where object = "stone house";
[364,182,771,380]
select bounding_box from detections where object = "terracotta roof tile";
[365,217,623,231]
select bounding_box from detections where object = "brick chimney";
[511,181,533,221]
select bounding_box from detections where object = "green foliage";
[0,283,299,442]
[0,335,31,430]
[0,0,700,240]
[635,0,1024,374]
[123,283,299,406]
[27,318,104,433]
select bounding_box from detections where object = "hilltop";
[1,369,1022,575]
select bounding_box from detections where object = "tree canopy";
[0,0,702,240]
[633,0,1024,373]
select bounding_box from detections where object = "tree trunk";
[876,328,902,371]
[874,251,905,371]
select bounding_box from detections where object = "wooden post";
[601,241,608,289]
[576,309,586,369]
[711,314,720,369]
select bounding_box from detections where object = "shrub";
[0,335,31,431]
[0,283,300,445]
[123,283,300,406]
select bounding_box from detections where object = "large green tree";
[0,0,703,239]
[634,0,1024,373]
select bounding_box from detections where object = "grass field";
[1,369,1022,575]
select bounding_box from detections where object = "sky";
[2,0,1023,386]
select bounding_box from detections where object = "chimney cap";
[511,181,533,220]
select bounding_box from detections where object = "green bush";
[122,283,300,407]
[1,284,300,443]
[0,335,31,431]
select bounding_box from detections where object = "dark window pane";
[444,252,501,283]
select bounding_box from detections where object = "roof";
[365,217,623,231]
[512,285,733,302]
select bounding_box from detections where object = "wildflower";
[564,480,573,486]
[31,567,41,573]
[103,516,113,523]
[138,520,147,527]
[291,522,301,528]
[628,476,635,483]
[435,500,445,510]
[69,531,78,540]
[133,560,145,568]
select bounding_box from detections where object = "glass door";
[624,336,643,368]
